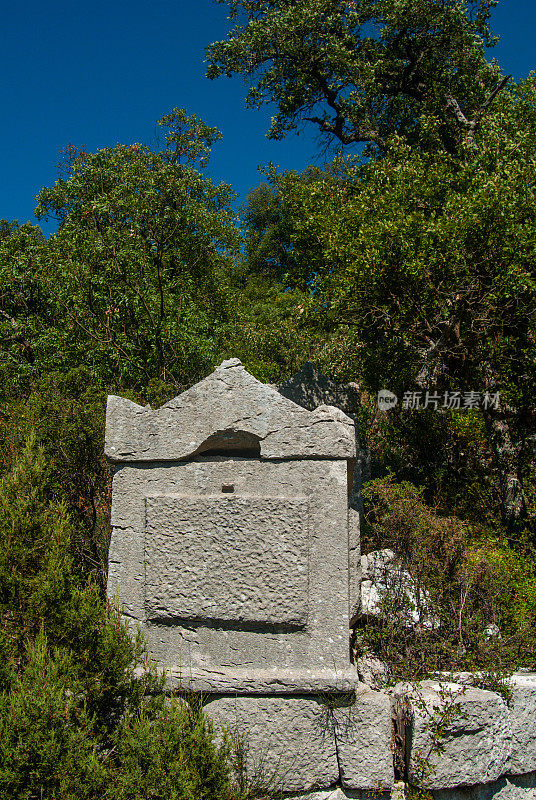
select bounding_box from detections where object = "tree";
[246,78,536,535]
[207,0,505,154]
[0,221,49,394]
[33,109,240,392]
[241,165,347,282]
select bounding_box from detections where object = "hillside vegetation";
[0,0,535,796]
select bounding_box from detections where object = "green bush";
[0,436,238,799]
[358,477,536,680]
[108,697,233,800]
[0,633,105,800]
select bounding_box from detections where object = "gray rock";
[506,674,536,775]
[106,359,370,794]
[334,688,394,789]
[107,361,357,693]
[105,359,355,463]
[205,696,340,792]
[431,771,536,800]
[278,362,360,417]
[361,550,398,582]
[163,667,361,695]
[400,680,511,789]
[295,790,390,800]
[425,671,536,778]
[356,656,389,690]
[108,457,354,689]
[360,550,439,628]
[293,791,346,800]
[206,690,394,794]
[483,624,501,641]
[144,494,310,625]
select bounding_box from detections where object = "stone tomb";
[105,359,394,793]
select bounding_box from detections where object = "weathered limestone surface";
[295,775,536,800]
[106,358,355,462]
[356,655,389,690]
[506,674,536,776]
[163,667,360,694]
[205,697,340,792]
[107,360,357,695]
[360,549,439,628]
[431,772,536,800]
[429,671,536,779]
[205,690,394,793]
[335,688,394,789]
[108,457,352,688]
[144,494,309,625]
[400,681,512,789]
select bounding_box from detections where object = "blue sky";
[1,0,534,235]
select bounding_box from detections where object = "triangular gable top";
[105,358,355,462]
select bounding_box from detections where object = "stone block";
[402,681,511,789]
[506,674,536,776]
[431,771,536,800]
[105,358,355,463]
[295,790,390,800]
[356,656,389,690]
[144,494,309,625]
[106,358,363,797]
[205,696,339,792]
[334,688,394,789]
[109,457,352,689]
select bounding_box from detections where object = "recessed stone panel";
[144,494,309,625]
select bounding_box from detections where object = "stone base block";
[507,675,536,776]
[205,690,394,794]
[335,688,394,789]
[431,771,536,800]
[293,789,391,800]
[206,696,339,793]
[400,681,511,790]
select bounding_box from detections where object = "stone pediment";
[105,358,355,462]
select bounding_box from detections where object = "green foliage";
[0,221,49,394]
[241,168,330,283]
[0,15,534,790]
[13,109,237,392]
[0,435,238,799]
[107,697,234,800]
[357,477,536,679]
[0,369,111,581]
[358,400,496,524]
[0,435,76,656]
[207,0,502,153]
[0,435,157,724]
[221,273,317,383]
[0,632,106,800]
[242,77,536,534]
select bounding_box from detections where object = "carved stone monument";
[105,359,393,795]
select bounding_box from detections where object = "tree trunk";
[481,405,526,535]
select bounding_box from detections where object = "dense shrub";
[0,436,238,800]
[357,477,536,680]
